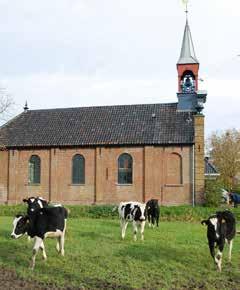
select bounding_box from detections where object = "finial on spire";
[182,0,189,20]
[23,101,29,112]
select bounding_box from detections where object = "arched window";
[166,153,183,184]
[118,153,133,184]
[72,154,85,184]
[29,155,41,184]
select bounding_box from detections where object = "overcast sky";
[0,0,239,137]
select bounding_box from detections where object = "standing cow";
[201,210,236,272]
[117,201,146,241]
[11,206,68,270]
[146,199,160,227]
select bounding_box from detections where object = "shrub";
[205,179,223,207]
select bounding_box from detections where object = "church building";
[0,17,207,205]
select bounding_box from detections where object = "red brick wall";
[2,145,194,205]
[0,150,8,203]
[177,63,199,92]
[144,146,192,205]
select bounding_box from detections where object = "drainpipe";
[192,144,195,207]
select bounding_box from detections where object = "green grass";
[1,217,240,289]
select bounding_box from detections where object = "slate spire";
[177,19,198,65]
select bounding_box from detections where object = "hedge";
[1,204,240,222]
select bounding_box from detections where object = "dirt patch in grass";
[0,266,134,290]
[0,266,68,290]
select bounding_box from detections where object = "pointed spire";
[177,19,199,64]
[23,101,29,112]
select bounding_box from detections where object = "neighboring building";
[0,17,207,205]
[204,157,220,180]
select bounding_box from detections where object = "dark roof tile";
[0,103,195,148]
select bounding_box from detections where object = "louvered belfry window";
[118,153,133,184]
[29,155,41,184]
[72,154,85,184]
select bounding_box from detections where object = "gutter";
[192,144,195,207]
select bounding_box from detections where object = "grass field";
[1,217,240,289]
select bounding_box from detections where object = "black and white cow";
[11,206,68,270]
[201,210,236,271]
[23,196,56,242]
[117,201,146,241]
[23,196,49,215]
[146,199,160,227]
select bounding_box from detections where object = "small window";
[118,153,133,184]
[29,155,41,184]
[72,154,85,184]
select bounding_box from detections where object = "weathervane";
[182,0,189,19]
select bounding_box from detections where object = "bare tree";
[208,129,240,190]
[0,88,14,122]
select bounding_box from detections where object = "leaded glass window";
[118,153,133,184]
[29,155,41,184]
[72,154,85,184]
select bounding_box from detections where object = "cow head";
[133,204,146,222]
[201,213,229,240]
[23,196,48,215]
[11,214,29,239]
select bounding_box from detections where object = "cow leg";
[151,216,155,228]
[215,242,224,272]
[140,221,146,241]
[156,214,159,227]
[215,249,223,272]
[60,233,65,256]
[56,237,60,253]
[121,220,128,240]
[148,214,151,228]
[228,239,233,262]
[30,237,43,270]
[132,221,138,241]
[40,241,47,260]
[208,240,215,262]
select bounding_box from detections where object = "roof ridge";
[25,102,178,113]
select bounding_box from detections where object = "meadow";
[1,215,240,289]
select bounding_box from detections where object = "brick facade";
[0,145,196,205]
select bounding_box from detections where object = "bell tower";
[177,19,199,93]
[177,8,206,112]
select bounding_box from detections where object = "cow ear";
[201,220,208,226]
[23,198,28,203]
[16,214,22,218]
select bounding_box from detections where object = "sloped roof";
[204,158,219,176]
[177,20,199,65]
[0,103,195,148]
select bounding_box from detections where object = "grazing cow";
[117,201,146,241]
[229,193,240,208]
[146,199,160,227]
[201,210,236,271]
[11,206,68,270]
